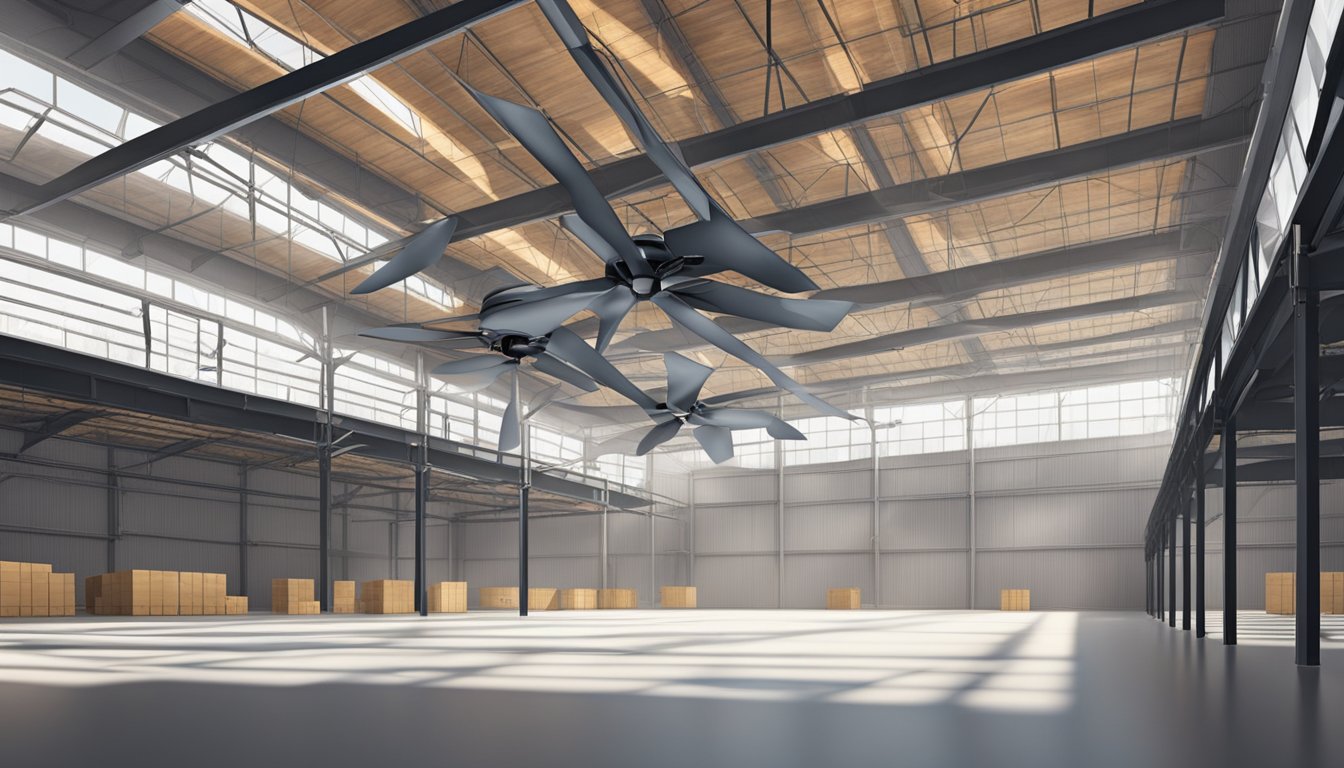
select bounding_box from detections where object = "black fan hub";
[497,334,547,359]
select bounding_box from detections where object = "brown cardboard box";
[598,588,638,609]
[428,582,467,613]
[827,587,861,610]
[1000,589,1031,611]
[272,578,316,614]
[333,580,357,614]
[527,587,559,611]
[224,596,249,615]
[560,588,597,610]
[661,586,697,608]
[361,580,414,614]
[479,587,519,609]
[0,562,19,618]
[1266,572,1296,615]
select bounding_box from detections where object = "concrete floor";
[0,610,1341,768]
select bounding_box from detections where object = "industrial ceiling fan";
[359,0,856,421]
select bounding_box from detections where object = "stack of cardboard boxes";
[427,581,467,613]
[86,570,227,616]
[224,596,248,614]
[0,561,75,617]
[360,579,413,614]
[560,588,597,610]
[333,581,357,614]
[1266,572,1296,615]
[598,588,638,609]
[1000,589,1032,611]
[661,586,697,608]
[479,586,519,609]
[1323,572,1344,614]
[272,578,319,615]
[826,587,861,610]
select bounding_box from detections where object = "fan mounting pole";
[516,369,530,617]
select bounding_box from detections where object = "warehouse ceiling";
[0,0,1284,424]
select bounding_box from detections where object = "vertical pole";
[1195,453,1206,638]
[601,499,609,590]
[1182,487,1191,631]
[1292,226,1320,666]
[141,299,152,369]
[967,396,976,609]
[414,353,428,617]
[1168,512,1176,627]
[106,446,118,572]
[1156,531,1164,619]
[777,395,785,608]
[517,373,529,617]
[317,308,333,613]
[650,509,656,608]
[239,466,249,597]
[1223,415,1237,645]
[868,392,881,607]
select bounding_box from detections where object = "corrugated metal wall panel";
[880,498,967,550]
[245,545,318,609]
[529,555,602,589]
[695,554,778,608]
[975,488,1152,548]
[975,548,1141,609]
[782,554,871,608]
[881,462,966,498]
[529,515,600,557]
[693,472,776,505]
[881,551,968,608]
[119,493,238,543]
[784,467,870,503]
[694,503,776,554]
[249,502,317,547]
[1,476,108,535]
[784,501,871,551]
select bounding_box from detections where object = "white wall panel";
[782,554,871,608]
[694,503,776,554]
[880,498,967,550]
[881,551,968,608]
[784,501,870,551]
[695,554,778,608]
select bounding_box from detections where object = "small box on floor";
[661,586,697,608]
[272,578,316,615]
[361,580,414,614]
[333,580,357,614]
[428,582,467,613]
[527,587,559,611]
[479,587,519,609]
[827,587,860,610]
[560,588,596,610]
[1266,572,1295,615]
[224,596,248,615]
[598,588,637,609]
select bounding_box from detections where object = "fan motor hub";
[498,335,546,359]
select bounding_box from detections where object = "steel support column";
[1223,415,1238,644]
[239,466,249,597]
[317,308,333,613]
[1182,490,1191,631]
[1157,532,1164,619]
[1293,232,1320,666]
[414,354,428,617]
[518,373,530,618]
[1195,456,1206,638]
[1168,513,1177,627]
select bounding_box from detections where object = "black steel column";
[1145,554,1151,616]
[414,454,427,617]
[239,467,249,597]
[1168,512,1177,627]
[1157,529,1164,619]
[519,483,529,616]
[1182,496,1191,631]
[1195,456,1206,638]
[1293,240,1320,666]
[318,436,331,613]
[1223,415,1237,645]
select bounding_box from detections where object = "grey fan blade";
[478,278,614,336]
[544,327,660,412]
[358,324,482,343]
[587,286,638,353]
[499,369,521,452]
[689,408,805,440]
[537,1,712,221]
[465,85,650,278]
[664,352,712,412]
[561,214,621,265]
[531,352,599,392]
[693,424,735,464]
[651,292,855,421]
[432,356,511,376]
[444,365,514,394]
[586,424,651,459]
[671,280,854,332]
[351,217,457,294]
[663,201,817,294]
[636,418,684,455]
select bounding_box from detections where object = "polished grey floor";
[0,610,1340,767]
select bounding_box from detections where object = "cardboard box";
[560,588,597,610]
[272,578,316,614]
[827,587,861,610]
[661,586,697,608]
[479,587,519,609]
[598,588,638,609]
[333,580,357,614]
[1266,572,1296,615]
[1000,588,1031,611]
[428,582,467,613]
[224,595,249,615]
[527,587,559,611]
[361,580,414,614]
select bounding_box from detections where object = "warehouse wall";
[0,426,450,609]
[1165,479,1344,612]
[688,433,1171,610]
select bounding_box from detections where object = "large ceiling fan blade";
[442,365,514,394]
[671,280,854,332]
[662,202,818,294]
[651,292,855,421]
[530,352,599,392]
[544,327,661,412]
[431,356,510,376]
[351,217,457,295]
[664,352,712,412]
[689,408,804,440]
[537,0,712,222]
[636,418,684,456]
[561,214,621,265]
[588,286,638,353]
[464,84,650,278]
[499,368,521,453]
[586,424,653,459]
[693,424,735,464]
[478,278,613,336]
[358,324,482,344]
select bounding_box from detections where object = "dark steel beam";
[439,0,1226,242]
[518,482,530,617]
[4,0,524,218]
[1222,414,1237,645]
[1168,512,1177,628]
[67,0,188,70]
[414,454,428,617]
[1294,247,1320,666]
[1181,491,1191,631]
[19,409,101,452]
[1195,452,1206,638]
[239,466,249,599]
[318,435,332,613]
